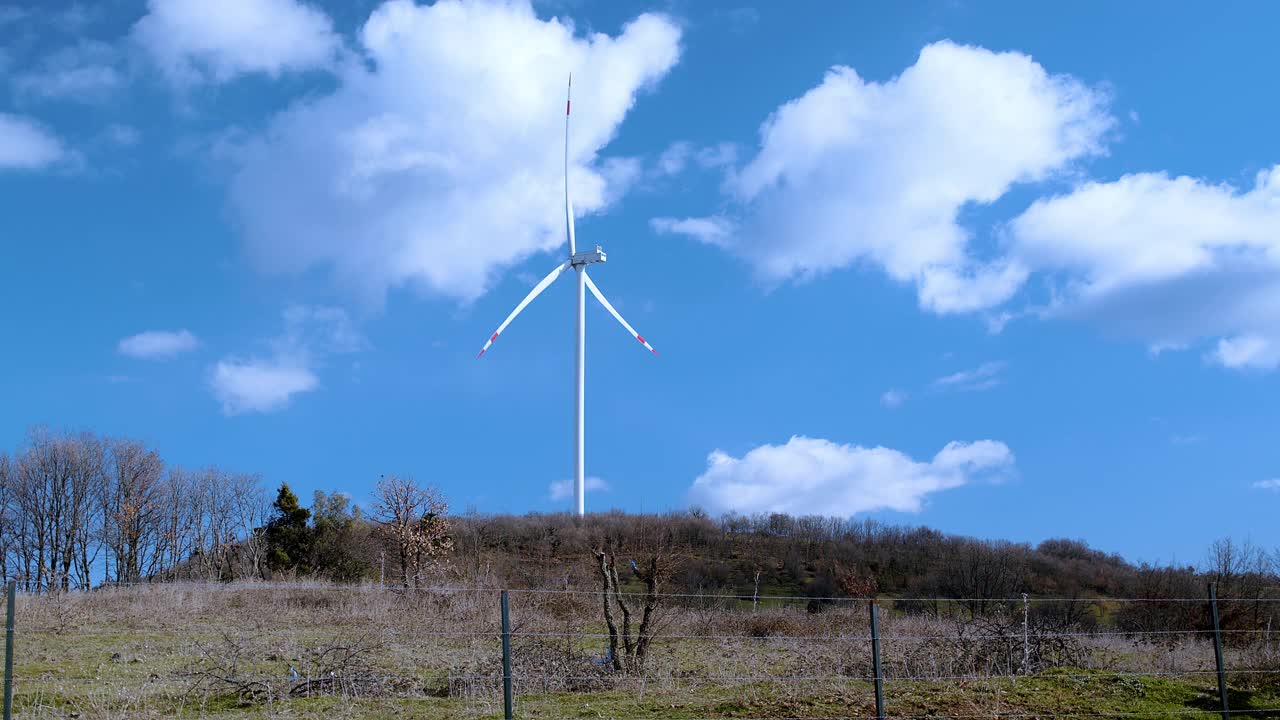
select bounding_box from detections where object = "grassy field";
[10,583,1280,719]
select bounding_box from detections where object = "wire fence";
[4,581,1280,719]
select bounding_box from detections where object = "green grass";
[12,667,1280,718]
[15,671,1280,712]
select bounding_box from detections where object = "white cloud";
[1007,169,1280,370]
[226,0,681,302]
[656,141,692,176]
[0,113,69,170]
[1211,335,1280,370]
[932,361,1005,392]
[689,436,1014,516]
[691,41,1109,311]
[650,215,732,246]
[880,389,906,408]
[653,141,736,177]
[211,359,317,415]
[12,40,125,104]
[118,329,199,359]
[548,476,609,501]
[672,40,1280,373]
[133,0,342,84]
[277,304,366,355]
[695,142,738,169]
[210,305,363,415]
[1253,479,1280,492]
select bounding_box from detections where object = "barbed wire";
[10,667,1280,684]
[38,581,1280,604]
[12,626,1279,642]
[509,707,1280,712]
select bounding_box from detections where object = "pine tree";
[264,483,313,575]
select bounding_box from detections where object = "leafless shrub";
[741,611,804,638]
[890,603,1090,678]
[180,629,387,703]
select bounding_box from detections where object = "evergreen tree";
[264,483,313,575]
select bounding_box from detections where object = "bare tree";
[102,439,164,585]
[371,476,452,589]
[592,542,675,672]
[5,430,109,592]
[229,473,269,580]
[154,467,194,580]
[192,468,234,580]
[66,432,106,590]
[0,453,13,583]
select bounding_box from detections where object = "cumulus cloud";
[133,0,342,83]
[226,0,681,302]
[209,305,362,415]
[932,361,1005,392]
[1006,168,1280,369]
[548,476,609,501]
[211,360,317,415]
[689,436,1014,516]
[669,41,1109,311]
[658,39,1280,371]
[117,329,199,359]
[0,113,69,170]
[1253,479,1280,492]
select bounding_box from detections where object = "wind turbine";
[476,75,658,517]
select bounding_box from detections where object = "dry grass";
[9,582,1280,718]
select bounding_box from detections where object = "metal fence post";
[1209,582,1229,720]
[869,598,885,720]
[1021,592,1030,674]
[4,580,15,720]
[501,590,513,720]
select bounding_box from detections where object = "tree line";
[3,426,1275,614]
[0,428,451,591]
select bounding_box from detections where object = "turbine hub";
[570,245,606,267]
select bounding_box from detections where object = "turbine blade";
[477,260,570,357]
[583,272,658,356]
[564,73,576,257]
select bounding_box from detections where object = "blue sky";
[2,0,1278,565]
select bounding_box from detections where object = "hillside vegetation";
[3,427,1277,607]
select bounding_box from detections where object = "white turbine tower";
[476,75,659,517]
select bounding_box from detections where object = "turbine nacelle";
[570,246,606,267]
